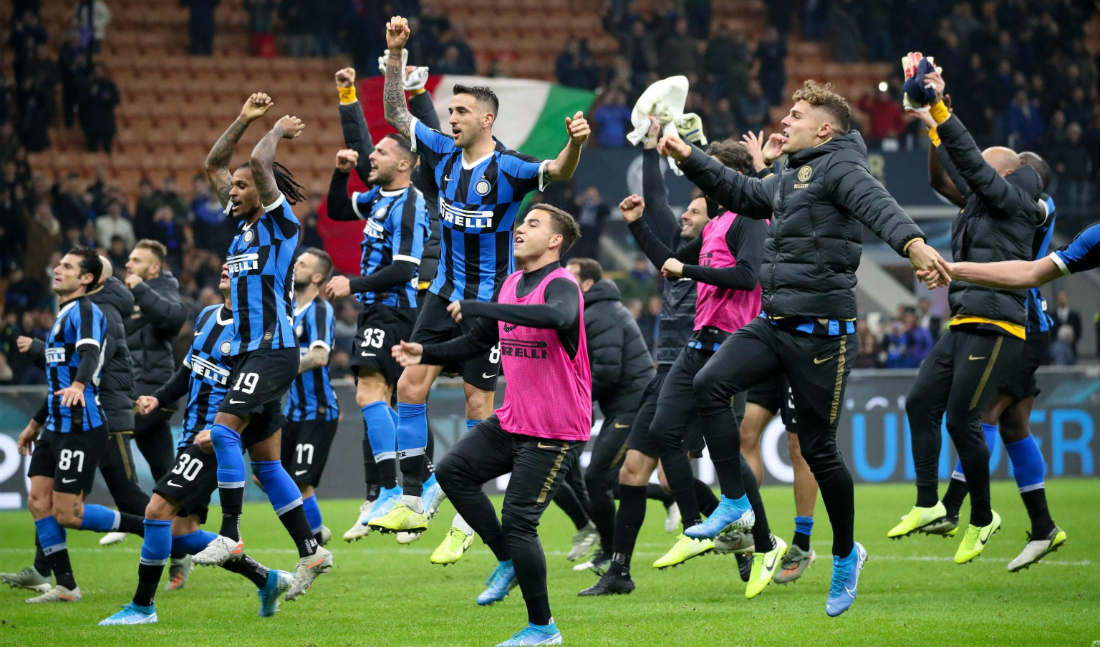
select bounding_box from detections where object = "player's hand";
[17,420,41,456]
[240,92,274,123]
[661,257,685,279]
[763,133,786,164]
[924,71,945,103]
[135,395,159,415]
[194,429,213,454]
[16,335,33,353]
[386,16,411,50]
[741,130,767,171]
[446,300,463,323]
[274,115,305,139]
[335,149,359,172]
[657,134,691,163]
[643,116,660,150]
[334,67,356,88]
[565,111,590,146]
[618,194,645,223]
[124,273,143,289]
[324,275,352,299]
[905,106,938,129]
[906,239,951,286]
[56,382,86,408]
[391,340,424,367]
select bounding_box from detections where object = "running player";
[195,92,331,599]
[392,204,587,646]
[283,248,341,546]
[98,265,293,625]
[658,80,948,615]
[378,15,589,533]
[16,248,146,602]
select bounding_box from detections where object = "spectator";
[1050,289,1082,355]
[244,0,277,56]
[107,233,128,269]
[0,122,19,162]
[570,186,610,261]
[79,63,120,152]
[853,318,878,368]
[95,198,135,250]
[658,19,699,79]
[827,0,862,62]
[592,89,631,148]
[8,9,47,90]
[23,201,59,288]
[15,63,55,151]
[636,294,661,351]
[134,177,158,239]
[4,266,42,314]
[903,309,933,367]
[183,0,219,56]
[74,0,111,52]
[704,22,748,99]
[683,0,711,39]
[52,173,90,231]
[280,0,316,57]
[156,176,189,222]
[149,204,184,272]
[189,174,232,251]
[917,296,941,341]
[434,44,471,75]
[438,23,476,74]
[297,192,324,248]
[857,87,906,144]
[1048,121,1092,207]
[753,26,787,107]
[1006,89,1044,150]
[706,96,736,143]
[618,254,657,303]
[622,20,658,82]
[555,39,599,90]
[1050,324,1076,365]
[737,79,769,134]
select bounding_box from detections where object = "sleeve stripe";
[1048,251,1071,275]
[263,193,286,212]
[393,254,421,265]
[76,338,101,348]
[538,160,550,192]
[351,192,364,219]
[409,117,421,153]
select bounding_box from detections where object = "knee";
[584,470,606,496]
[27,490,51,517]
[463,387,493,420]
[396,370,429,403]
[435,454,461,490]
[145,494,176,521]
[740,423,760,451]
[618,452,650,486]
[691,368,726,411]
[52,501,81,529]
[500,507,537,537]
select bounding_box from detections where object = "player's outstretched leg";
[431,513,475,565]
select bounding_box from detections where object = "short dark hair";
[383,133,417,163]
[792,80,851,133]
[304,247,334,282]
[134,239,167,264]
[69,246,103,285]
[452,84,500,115]
[707,139,755,175]
[528,203,581,254]
[567,257,602,283]
[1019,151,1053,192]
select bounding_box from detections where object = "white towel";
[626,76,706,174]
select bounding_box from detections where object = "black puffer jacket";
[681,131,925,320]
[89,276,135,421]
[583,280,655,416]
[125,273,186,397]
[937,114,1046,327]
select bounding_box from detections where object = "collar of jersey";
[460,150,494,170]
[293,299,314,317]
[379,186,406,197]
[216,305,233,325]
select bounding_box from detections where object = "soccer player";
[16,248,146,602]
[124,239,187,482]
[98,265,292,625]
[658,81,949,615]
[940,222,1100,287]
[283,248,341,546]
[392,204,587,647]
[888,71,1048,566]
[195,92,332,599]
[378,15,589,533]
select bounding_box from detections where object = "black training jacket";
[89,276,135,415]
[680,131,925,321]
[582,280,656,416]
[125,272,186,397]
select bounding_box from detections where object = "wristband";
[927,126,941,147]
[338,86,357,105]
[408,88,426,96]
[929,100,950,125]
[902,238,923,256]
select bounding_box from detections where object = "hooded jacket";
[88,276,135,421]
[125,272,186,396]
[582,279,655,416]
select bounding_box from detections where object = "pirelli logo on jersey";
[500,339,547,360]
[362,218,384,239]
[45,347,66,364]
[190,355,230,385]
[226,253,260,274]
[440,201,493,230]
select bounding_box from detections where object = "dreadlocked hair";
[273,161,306,204]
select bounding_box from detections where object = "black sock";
[485,535,510,563]
[377,458,398,490]
[278,505,319,558]
[119,512,146,536]
[644,483,673,507]
[34,535,50,578]
[693,478,719,516]
[366,483,380,502]
[399,455,425,496]
[941,477,968,519]
[133,562,163,607]
[1021,489,1056,537]
[662,452,700,528]
[46,549,76,590]
[219,486,244,541]
[524,592,552,627]
[815,462,855,557]
[221,553,269,588]
[741,459,773,551]
[362,435,380,499]
[610,551,632,574]
[612,484,647,558]
[793,531,811,551]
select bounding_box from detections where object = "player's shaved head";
[98,255,113,283]
[452,84,499,115]
[981,146,1020,177]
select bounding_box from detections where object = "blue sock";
[397,403,428,453]
[251,461,303,516]
[79,504,120,532]
[1005,435,1046,492]
[140,519,172,566]
[953,422,1000,480]
[530,621,558,632]
[466,418,482,432]
[389,407,399,427]
[363,401,397,462]
[794,515,814,536]
[211,424,246,486]
[171,529,219,558]
[34,517,66,554]
[725,494,750,509]
[302,495,323,534]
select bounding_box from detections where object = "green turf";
[0,478,1095,646]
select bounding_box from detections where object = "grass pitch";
[0,478,1096,646]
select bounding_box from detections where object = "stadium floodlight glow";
[878,81,888,92]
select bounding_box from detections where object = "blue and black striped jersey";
[284,297,340,422]
[225,194,299,355]
[45,297,106,434]
[1051,222,1100,275]
[179,304,235,446]
[410,118,548,302]
[1026,197,1056,334]
[351,184,430,309]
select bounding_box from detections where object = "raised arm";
[544,111,590,182]
[326,150,360,222]
[947,258,1062,289]
[335,67,374,183]
[382,16,414,138]
[620,194,681,268]
[204,92,272,207]
[641,144,679,245]
[662,134,778,220]
[250,114,305,207]
[678,217,765,290]
[929,140,968,207]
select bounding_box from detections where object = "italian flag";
[318,75,596,274]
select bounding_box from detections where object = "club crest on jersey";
[220,341,231,355]
[295,323,304,338]
[243,229,255,243]
[474,179,491,196]
[373,205,388,221]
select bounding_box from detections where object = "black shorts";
[997,329,1050,402]
[349,303,415,385]
[218,347,299,419]
[411,292,500,391]
[746,373,799,431]
[28,427,108,495]
[157,413,282,521]
[281,418,339,487]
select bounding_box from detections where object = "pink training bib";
[694,211,762,334]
